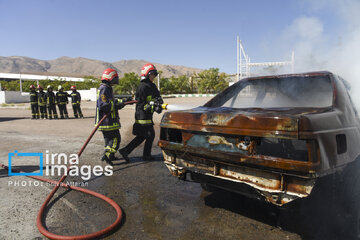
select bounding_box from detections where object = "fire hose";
[0,100,140,239]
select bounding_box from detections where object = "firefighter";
[95,68,126,165]
[69,85,83,118]
[37,84,47,119]
[119,63,163,162]
[45,85,58,119]
[56,85,69,119]
[29,85,40,119]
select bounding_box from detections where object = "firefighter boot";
[119,148,130,163]
[101,152,114,166]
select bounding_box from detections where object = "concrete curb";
[162,94,216,98]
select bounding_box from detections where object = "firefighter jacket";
[38,90,46,106]
[56,91,69,105]
[70,90,81,104]
[45,91,56,105]
[134,78,161,126]
[30,90,38,105]
[95,83,121,131]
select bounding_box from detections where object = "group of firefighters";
[29,84,83,119]
[29,63,162,165]
[96,63,164,165]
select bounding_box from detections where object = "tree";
[159,78,174,94]
[196,68,228,93]
[170,75,192,93]
[113,72,140,94]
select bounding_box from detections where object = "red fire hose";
[0,100,138,239]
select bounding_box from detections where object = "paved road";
[0,98,339,239]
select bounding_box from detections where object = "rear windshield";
[205,75,333,108]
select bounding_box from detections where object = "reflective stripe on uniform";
[110,100,115,118]
[111,137,118,152]
[104,135,118,153]
[97,122,121,131]
[135,119,152,124]
[104,146,117,153]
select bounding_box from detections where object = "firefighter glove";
[115,98,125,109]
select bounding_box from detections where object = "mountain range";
[0,56,203,78]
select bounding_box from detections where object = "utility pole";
[157,73,160,91]
[20,74,22,93]
[237,36,239,82]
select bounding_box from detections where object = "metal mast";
[236,36,295,81]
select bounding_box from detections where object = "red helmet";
[101,68,119,84]
[70,85,76,90]
[29,84,35,89]
[141,63,158,78]
[37,84,43,90]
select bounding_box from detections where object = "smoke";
[263,0,360,108]
[281,17,325,70]
[166,104,194,111]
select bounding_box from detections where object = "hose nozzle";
[161,103,168,110]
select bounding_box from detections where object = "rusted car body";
[158,71,360,206]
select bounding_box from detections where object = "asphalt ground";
[0,97,340,240]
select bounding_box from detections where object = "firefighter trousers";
[58,104,68,118]
[31,104,39,119]
[122,125,155,157]
[72,103,83,118]
[47,105,58,119]
[102,130,121,160]
[39,105,47,119]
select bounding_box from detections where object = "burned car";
[159,71,360,209]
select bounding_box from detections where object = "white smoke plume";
[262,0,360,108]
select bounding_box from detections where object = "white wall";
[66,88,97,101]
[0,91,29,103]
[0,91,5,103]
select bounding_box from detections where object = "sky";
[0,0,359,78]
